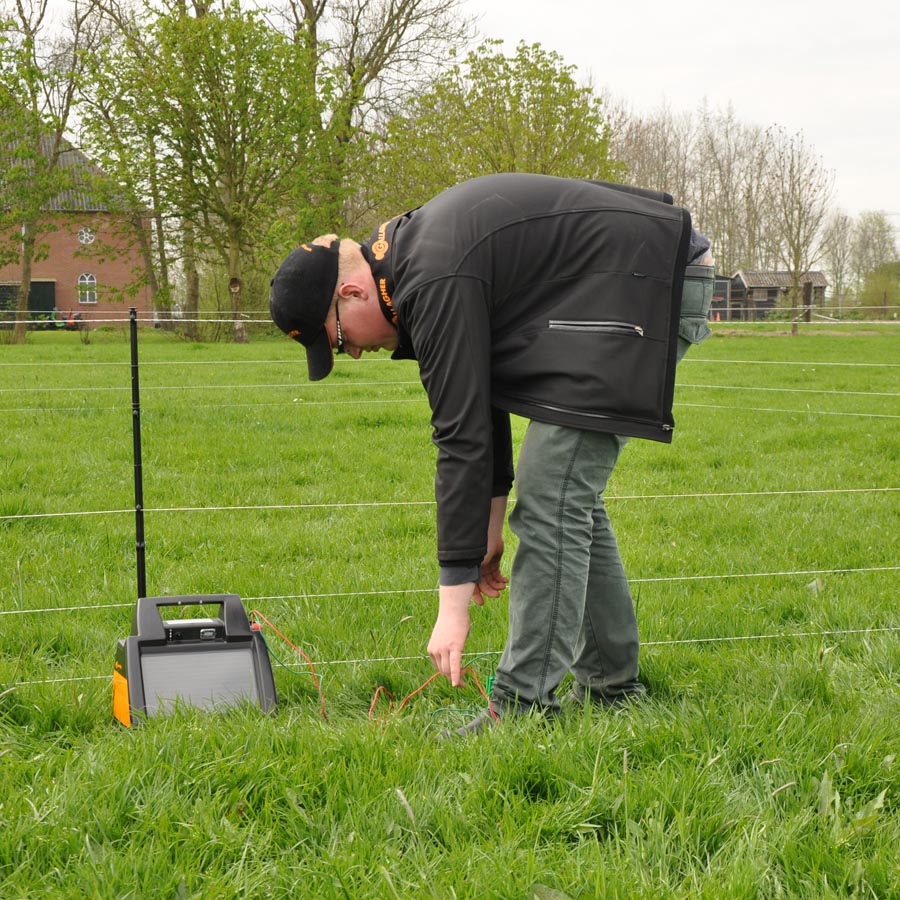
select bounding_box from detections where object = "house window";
[78,273,97,304]
[77,227,96,245]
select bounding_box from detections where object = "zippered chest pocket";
[548,320,644,338]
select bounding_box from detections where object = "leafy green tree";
[82,0,472,334]
[358,40,623,222]
[851,210,898,300]
[84,0,325,339]
[859,260,900,318]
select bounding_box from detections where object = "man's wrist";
[438,581,476,612]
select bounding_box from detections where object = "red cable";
[368,684,395,721]
[249,609,498,726]
[371,666,499,722]
[460,667,500,721]
[250,610,327,720]
[395,672,442,713]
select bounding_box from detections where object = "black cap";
[269,239,340,381]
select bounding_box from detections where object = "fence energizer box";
[113,594,277,727]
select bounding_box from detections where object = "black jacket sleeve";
[402,275,496,568]
[491,406,514,497]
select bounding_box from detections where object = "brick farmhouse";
[1,137,152,326]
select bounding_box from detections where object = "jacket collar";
[361,216,402,327]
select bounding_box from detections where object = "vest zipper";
[548,320,644,337]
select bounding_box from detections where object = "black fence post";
[129,308,147,599]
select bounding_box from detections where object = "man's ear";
[338,273,369,302]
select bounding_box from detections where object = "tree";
[85,0,325,340]
[859,260,900,319]
[821,209,855,315]
[0,0,101,343]
[850,210,898,309]
[359,40,623,220]
[693,106,778,275]
[607,102,696,213]
[82,0,470,332]
[608,103,779,275]
[77,4,170,317]
[766,127,833,334]
[273,0,472,231]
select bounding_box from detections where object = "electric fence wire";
[0,358,326,367]
[2,333,898,693]
[12,625,900,688]
[6,401,900,421]
[0,380,423,392]
[3,564,898,619]
[2,315,273,325]
[4,310,900,328]
[5,381,900,399]
[3,375,899,420]
[2,486,898,523]
[5,398,900,419]
[4,399,900,427]
[2,355,900,369]
[678,404,900,420]
[678,384,900,398]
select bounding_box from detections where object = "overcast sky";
[462,0,900,227]
[34,0,898,228]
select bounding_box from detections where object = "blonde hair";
[310,234,363,305]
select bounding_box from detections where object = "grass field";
[1,323,898,899]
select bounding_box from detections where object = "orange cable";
[250,610,327,720]
[371,666,498,722]
[250,610,498,725]
[368,685,395,721]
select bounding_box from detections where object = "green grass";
[1,323,899,899]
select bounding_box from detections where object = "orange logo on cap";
[372,220,391,260]
[288,329,301,339]
[300,243,313,252]
[379,278,398,324]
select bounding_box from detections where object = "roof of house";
[2,133,110,213]
[733,270,828,289]
[47,135,111,212]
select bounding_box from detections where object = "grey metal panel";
[140,646,259,716]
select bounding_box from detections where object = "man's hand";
[429,497,509,685]
[428,583,474,686]
[473,494,509,604]
[473,535,508,604]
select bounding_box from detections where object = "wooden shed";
[723,270,828,321]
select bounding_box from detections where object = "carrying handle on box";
[131,594,252,641]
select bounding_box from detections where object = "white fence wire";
[2,329,897,692]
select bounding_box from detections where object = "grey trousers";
[492,291,713,710]
[492,421,638,709]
